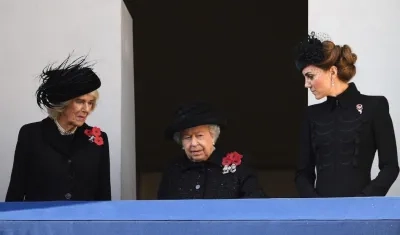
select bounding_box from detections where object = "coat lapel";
[41,117,92,158]
[71,123,92,155]
[41,117,70,158]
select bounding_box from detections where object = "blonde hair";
[47,90,99,120]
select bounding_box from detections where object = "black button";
[68,159,72,163]
[65,193,72,200]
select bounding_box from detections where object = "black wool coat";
[296,83,399,197]
[157,149,267,199]
[5,117,111,201]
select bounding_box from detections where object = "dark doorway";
[124,0,308,199]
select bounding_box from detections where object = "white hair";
[173,124,221,145]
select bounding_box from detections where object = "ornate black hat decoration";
[295,31,327,72]
[164,101,227,140]
[36,54,101,109]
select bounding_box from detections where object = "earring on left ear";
[331,76,335,87]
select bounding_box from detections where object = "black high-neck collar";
[326,82,361,109]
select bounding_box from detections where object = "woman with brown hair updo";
[294,32,399,198]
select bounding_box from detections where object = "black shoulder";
[22,120,42,128]
[19,120,42,134]
[229,151,256,172]
[163,155,186,170]
[362,95,389,110]
[367,95,388,104]
[237,151,251,165]
[377,96,390,109]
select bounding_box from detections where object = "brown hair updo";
[316,41,358,82]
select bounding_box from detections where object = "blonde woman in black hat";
[5,55,111,202]
[157,101,266,199]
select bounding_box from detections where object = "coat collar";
[326,82,361,110]
[41,117,92,158]
[54,118,77,135]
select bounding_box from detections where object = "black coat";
[5,117,111,201]
[157,149,267,199]
[296,83,399,197]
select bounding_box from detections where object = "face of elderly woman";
[181,125,215,162]
[59,93,97,129]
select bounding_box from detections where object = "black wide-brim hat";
[164,101,227,140]
[36,55,101,109]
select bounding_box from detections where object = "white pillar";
[121,3,136,200]
[309,0,400,195]
[0,0,135,200]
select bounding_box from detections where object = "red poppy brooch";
[84,127,104,146]
[222,151,243,174]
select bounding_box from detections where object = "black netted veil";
[295,31,326,72]
[36,54,101,109]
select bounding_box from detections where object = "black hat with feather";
[36,55,101,109]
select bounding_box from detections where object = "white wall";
[121,3,136,200]
[0,0,134,200]
[309,0,400,195]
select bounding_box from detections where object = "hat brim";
[165,116,227,140]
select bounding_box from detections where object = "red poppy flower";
[94,136,104,146]
[222,151,243,166]
[222,156,233,166]
[84,129,92,137]
[226,151,243,166]
[92,127,101,137]
[84,127,103,146]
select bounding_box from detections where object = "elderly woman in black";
[157,101,266,199]
[294,32,399,197]
[5,55,111,201]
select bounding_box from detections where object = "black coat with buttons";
[157,149,267,199]
[295,83,399,197]
[5,117,111,202]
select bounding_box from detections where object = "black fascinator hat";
[164,101,227,140]
[36,54,101,109]
[295,31,327,72]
